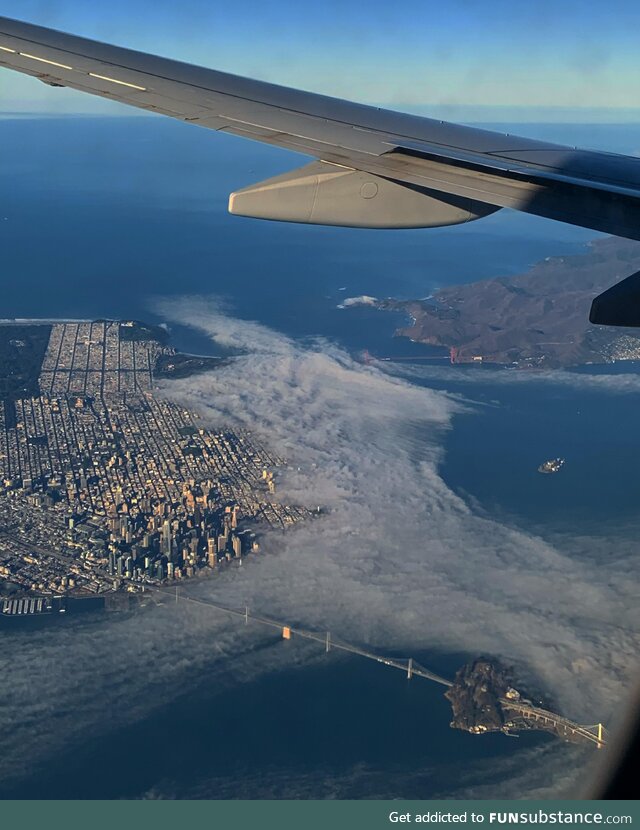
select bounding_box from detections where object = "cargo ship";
[538,457,565,474]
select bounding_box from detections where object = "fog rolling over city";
[155,298,638,712]
[0,297,637,798]
[4,0,640,801]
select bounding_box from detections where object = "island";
[446,659,605,748]
[365,237,640,368]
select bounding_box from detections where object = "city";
[0,320,312,605]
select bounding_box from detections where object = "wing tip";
[590,270,640,327]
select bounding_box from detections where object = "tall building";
[161,519,172,557]
[232,535,242,558]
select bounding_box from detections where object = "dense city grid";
[0,321,310,597]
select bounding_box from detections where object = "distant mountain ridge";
[378,237,640,368]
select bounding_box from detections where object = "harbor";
[1,594,65,617]
[0,593,106,622]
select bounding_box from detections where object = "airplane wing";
[2,15,640,324]
[3,14,640,239]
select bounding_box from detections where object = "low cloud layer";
[1,299,637,799]
[156,300,639,722]
[386,360,640,395]
[336,295,379,309]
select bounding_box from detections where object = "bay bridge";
[501,699,607,749]
[154,585,607,749]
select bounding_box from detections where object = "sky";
[1,0,640,119]
[1,4,640,797]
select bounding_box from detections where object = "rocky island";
[445,659,605,748]
[373,237,640,368]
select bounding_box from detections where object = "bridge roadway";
[501,699,607,748]
[155,586,453,687]
[151,585,606,746]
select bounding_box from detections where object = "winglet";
[590,270,640,327]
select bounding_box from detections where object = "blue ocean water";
[0,635,547,800]
[0,117,598,351]
[0,116,637,799]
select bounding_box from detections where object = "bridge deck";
[152,586,604,745]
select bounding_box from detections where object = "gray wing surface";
[2,14,640,239]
